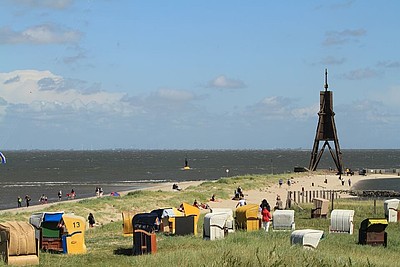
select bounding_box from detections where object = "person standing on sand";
[17,196,22,208]
[25,195,31,207]
[58,190,62,201]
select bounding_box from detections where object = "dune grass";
[0,173,398,266]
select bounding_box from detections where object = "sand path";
[1,173,397,225]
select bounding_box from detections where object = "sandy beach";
[1,172,398,225]
[149,172,398,212]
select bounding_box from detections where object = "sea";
[1,149,400,211]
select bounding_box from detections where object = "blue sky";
[0,0,399,150]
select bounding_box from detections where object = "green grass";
[0,173,399,266]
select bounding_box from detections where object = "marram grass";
[0,173,399,266]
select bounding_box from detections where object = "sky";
[0,0,399,150]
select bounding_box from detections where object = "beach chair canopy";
[360,218,388,232]
[29,211,64,240]
[236,204,259,219]
[122,211,136,236]
[291,229,324,249]
[132,213,159,233]
[150,209,164,220]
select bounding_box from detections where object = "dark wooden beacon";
[309,69,343,174]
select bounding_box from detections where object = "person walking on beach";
[99,187,103,197]
[17,196,22,208]
[58,190,62,201]
[88,213,95,228]
[261,206,272,232]
[279,179,283,188]
[25,195,31,207]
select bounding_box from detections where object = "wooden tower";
[309,69,343,173]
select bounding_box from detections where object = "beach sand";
[0,172,397,225]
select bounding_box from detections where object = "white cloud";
[320,56,346,65]
[340,68,381,80]
[207,75,246,89]
[369,85,400,107]
[0,24,82,44]
[156,88,195,102]
[322,28,366,46]
[11,0,73,9]
[292,103,319,119]
[377,60,400,69]
[0,70,130,119]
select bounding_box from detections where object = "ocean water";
[351,178,400,192]
[1,149,399,210]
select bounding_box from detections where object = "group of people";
[193,199,210,209]
[259,196,284,232]
[95,187,104,197]
[39,194,48,204]
[17,196,27,208]
[18,195,36,207]
[233,186,244,200]
[172,183,182,191]
[66,189,76,199]
[339,176,352,186]
[18,189,77,208]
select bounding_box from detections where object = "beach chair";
[162,208,184,234]
[0,221,39,266]
[203,212,229,240]
[132,213,157,255]
[329,209,354,234]
[235,204,260,231]
[384,199,399,222]
[359,218,388,247]
[61,214,87,254]
[273,210,295,231]
[210,208,235,233]
[311,198,329,218]
[29,212,64,252]
[182,203,200,236]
